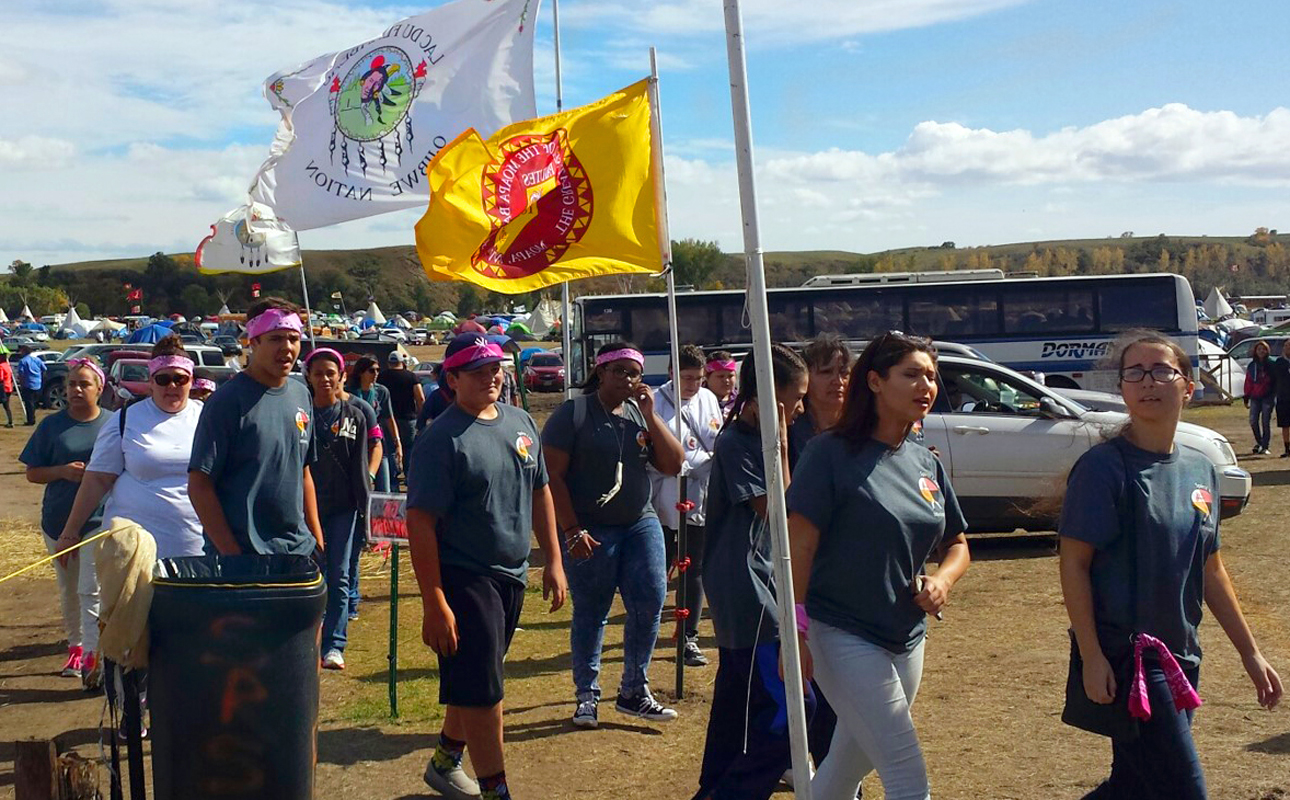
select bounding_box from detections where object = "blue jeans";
[1249,396,1274,450]
[347,519,366,618]
[373,457,391,493]
[1084,665,1205,800]
[566,515,667,700]
[321,511,357,653]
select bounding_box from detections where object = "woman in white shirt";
[649,344,724,668]
[60,335,206,558]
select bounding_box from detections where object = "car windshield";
[940,364,1046,415]
[530,355,562,367]
[121,364,148,382]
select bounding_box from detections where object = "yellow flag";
[415,79,661,294]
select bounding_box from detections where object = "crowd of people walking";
[15,298,1283,800]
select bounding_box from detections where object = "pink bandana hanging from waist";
[595,348,645,367]
[246,307,304,340]
[1127,632,1203,721]
[148,355,194,376]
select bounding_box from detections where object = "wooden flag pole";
[721,2,813,796]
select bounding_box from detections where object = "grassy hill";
[11,231,1289,321]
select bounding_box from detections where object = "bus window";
[768,297,811,342]
[908,291,999,338]
[584,306,624,334]
[629,308,671,351]
[814,295,902,339]
[1002,288,1095,334]
[1099,283,1176,332]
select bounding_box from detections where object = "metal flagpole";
[298,258,317,348]
[721,2,813,796]
[648,47,688,699]
[553,0,575,400]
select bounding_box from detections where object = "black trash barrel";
[149,555,326,800]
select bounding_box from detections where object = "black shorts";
[437,564,524,708]
[1277,401,1290,429]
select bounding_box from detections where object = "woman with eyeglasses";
[542,340,686,728]
[1060,332,1280,799]
[787,331,970,800]
[347,354,397,492]
[58,334,206,561]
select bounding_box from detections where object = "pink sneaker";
[61,646,84,678]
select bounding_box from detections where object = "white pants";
[809,620,930,800]
[44,535,100,653]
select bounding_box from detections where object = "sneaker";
[571,697,599,729]
[61,646,84,678]
[81,651,102,692]
[1281,450,1290,458]
[322,649,345,670]
[348,610,359,621]
[683,638,709,667]
[423,759,481,800]
[614,689,678,722]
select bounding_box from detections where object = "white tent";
[1204,287,1233,320]
[0,306,8,323]
[365,301,387,326]
[525,297,558,336]
[218,303,232,316]
[391,314,412,329]
[19,304,33,321]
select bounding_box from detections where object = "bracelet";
[794,603,810,637]
[562,524,583,536]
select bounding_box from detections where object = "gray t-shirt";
[541,394,657,527]
[703,421,780,649]
[188,372,318,555]
[407,403,548,584]
[19,410,109,539]
[788,433,967,654]
[1060,438,1221,668]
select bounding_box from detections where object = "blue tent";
[519,346,546,366]
[155,319,176,328]
[127,323,172,344]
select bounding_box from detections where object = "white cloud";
[0,136,76,169]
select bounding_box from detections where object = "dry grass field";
[0,366,1286,798]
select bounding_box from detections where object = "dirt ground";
[1,367,1288,798]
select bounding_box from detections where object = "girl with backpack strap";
[1060,331,1281,799]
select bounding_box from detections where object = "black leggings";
[664,525,705,639]
[0,390,11,426]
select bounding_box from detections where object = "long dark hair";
[833,331,937,449]
[581,340,639,395]
[722,344,807,432]
[345,354,379,392]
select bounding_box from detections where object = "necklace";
[594,392,627,507]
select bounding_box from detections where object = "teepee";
[365,300,387,326]
[19,304,33,321]
[0,306,8,324]
[1203,286,1233,320]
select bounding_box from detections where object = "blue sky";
[2,0,1288,269]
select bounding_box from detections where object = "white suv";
[924,355,1250,532]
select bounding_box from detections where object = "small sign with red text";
[367,492,409,544]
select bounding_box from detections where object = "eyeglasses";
[153,373,191,387]
[1119,366,1183,383]
[606,365,643,381]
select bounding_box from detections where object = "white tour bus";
[568,272,1199,392]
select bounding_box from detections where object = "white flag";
[195,203,302,274]
[248,0,540,231]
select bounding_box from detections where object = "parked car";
[523,352,565,392]
[921,355,1250,532]
[1050,387,1128,413]
[102,358,152,410]
[213,335,244,357]
[28,350,64,365]
[361,327,406,342]
[3,336,37,350]
[1227,335,1289,368]
[408,328,429,345]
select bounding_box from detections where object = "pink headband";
[246,307,304,340]
[149,355,194,376]
[596,348,645,368]
[192,378,216,393]
[65,358,105,386]
[706,359,737,372]
[304,347,346,369]
[442,340,506,371]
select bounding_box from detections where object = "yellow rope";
[0,524,131,585]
